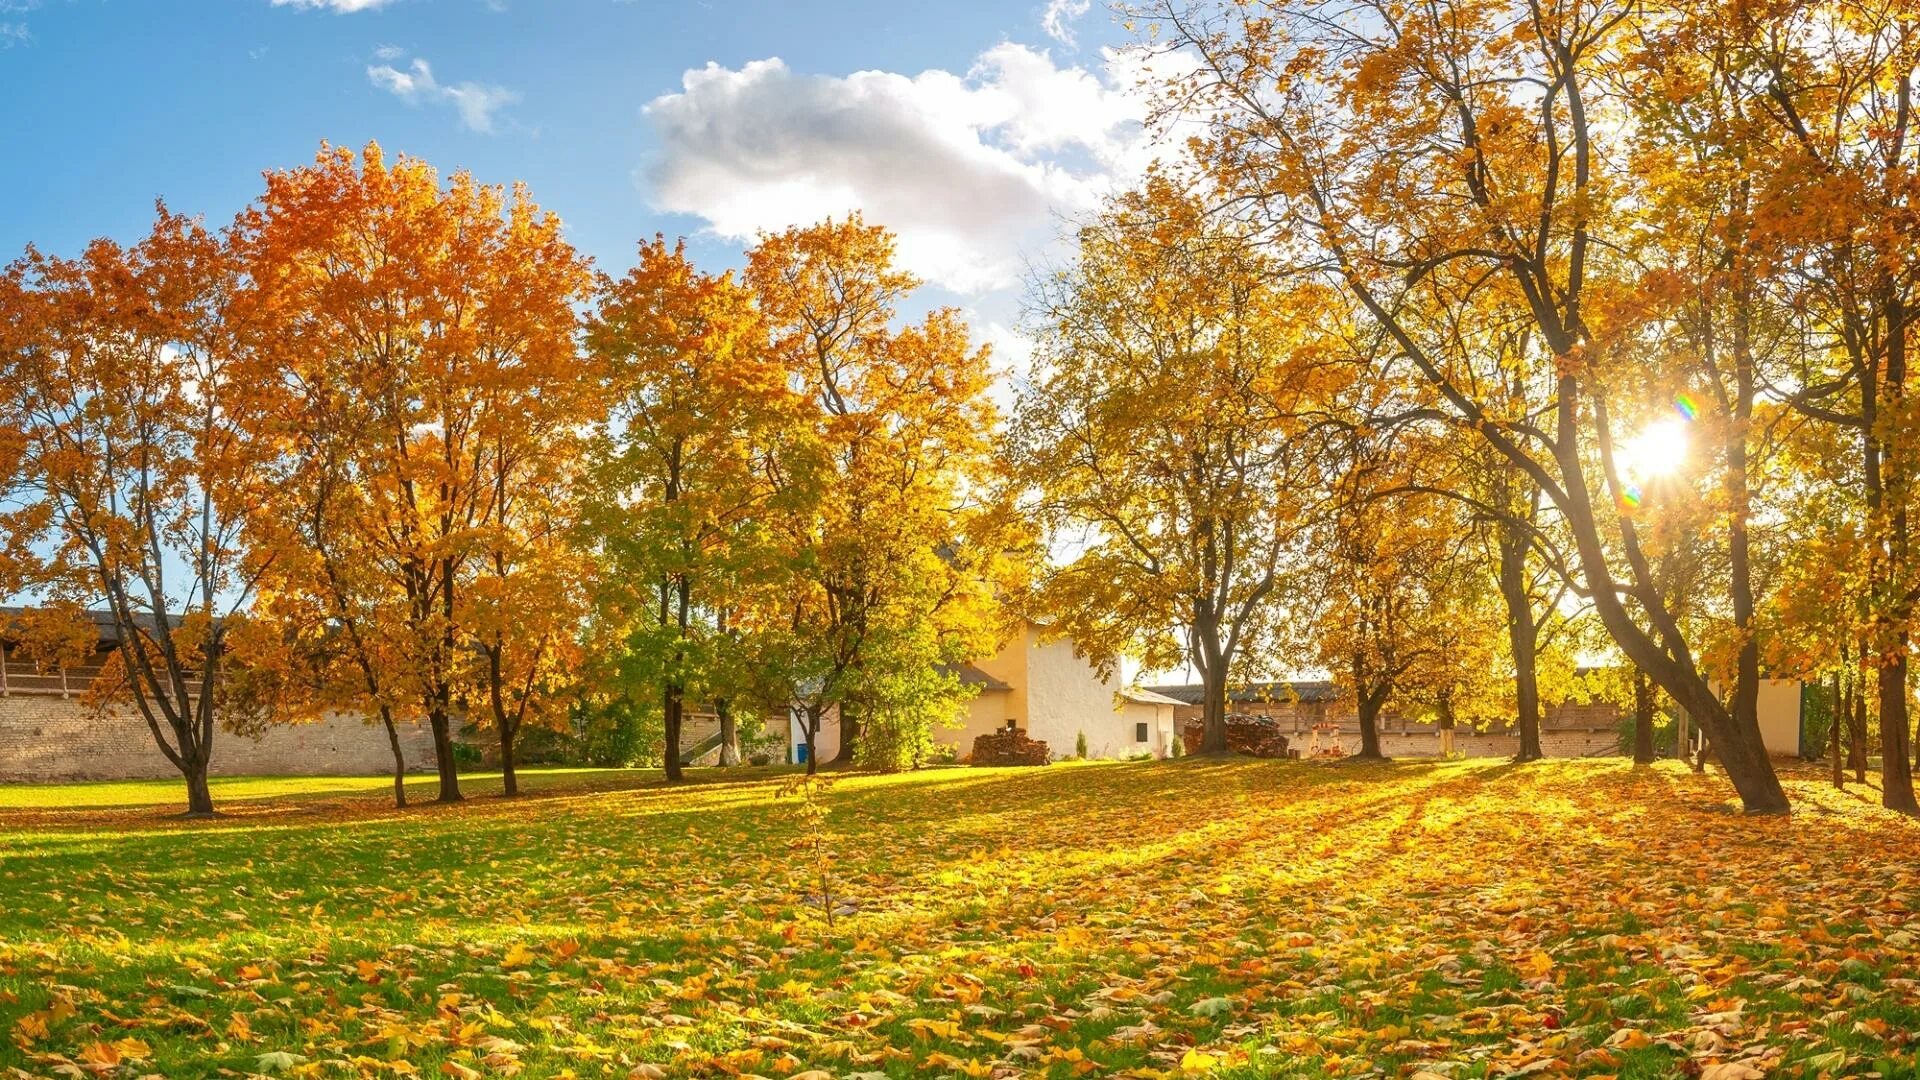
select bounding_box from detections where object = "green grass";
[0,758,1916,1078]
[0,767,637,810]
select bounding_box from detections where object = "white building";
[786,621,1176,763]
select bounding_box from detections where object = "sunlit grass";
[0,766,652,810]
[1,758,1915,1078]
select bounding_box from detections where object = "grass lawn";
[1,759,1916,1079]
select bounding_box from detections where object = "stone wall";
[1318,728,1621,759]
[1168,695,1625,758]
[0,692,439,781]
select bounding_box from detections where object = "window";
[1135,722,1150,743]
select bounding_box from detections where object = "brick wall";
[0,692,440,781]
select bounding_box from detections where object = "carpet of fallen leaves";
[2,758,1918,1080]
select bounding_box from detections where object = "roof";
[0,606,133,647]
[1119,688,1186,707]
[1143,680,1342,706]
[951,663,1012,692]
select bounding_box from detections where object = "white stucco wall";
[1023,627,1138,759]
[1116,700,1175,758]
[936,687,1015,757]
[1704,678,1804,757]
[1756,679,1802,756]
[788,704,840,765]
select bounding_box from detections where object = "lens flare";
[1620,484,1644,510]
[1674,392,1699,421]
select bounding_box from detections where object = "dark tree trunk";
[429,709,462,803]
[1355,691,1387,759]
[1831,672,1846,789]
[182,762,215,818]
[717,698,741,766]
[1192,607,1230,754]
[1633,670,1656,765]
[1497,519,1544,761]
[1850,684,1869,783]
[380,708,408,808]
[831,702,861,767]
[1199,670,1230,754]
[805,704,821,776]
[663,681,685,783]
[1878,656,1917,813]
[1551,382,1789,813]
[499,722,519,797]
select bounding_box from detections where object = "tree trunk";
[1550,383,1788,813]
[1850,684,1869,783]
[1831,672,1845,789]
[1497,520,1543,761]
[380,708,408,809]
[1878,656,1918,813]
[805,704,821,776]
[428,710,462,803]
[1355,690,1387,759]
[499,722,519,797]
[182,761,215,818]
[717,698,741,766]
[830,701,861,767]
[1199,669,1230,754]
[663,681,685,783]
[1633,670,1656,765]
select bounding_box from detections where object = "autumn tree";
[0,206,264,817]
[1310,420,1503,758]
[1149,0,1792,810]
[744,216,1003,772]
[583,238,791,782]
[1700,0,1920,813]
[1008,176,1342,753]
[235,143,592,803]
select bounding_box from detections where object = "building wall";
[1117,700,1176,758]
[0,693,438,781]
[937,687,1014,756]
[1755,679,1803,756]
[786,703,841,765]
[970,629,1030,732]
[1023,627,1137,759]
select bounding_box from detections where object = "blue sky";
[1,0,1159,366]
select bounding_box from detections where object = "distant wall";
[1307,728,1619,759]
[1171,695,1625,758]
[0,693,438,781]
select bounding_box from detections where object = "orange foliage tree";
[0,206,264,816]
[234,143,593,803]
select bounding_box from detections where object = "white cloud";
[1,0,38,45]
[641,43,1156,294]
[271,0,401,11]
[367,56,520,134]
[372,43,405,60]
[1042,0,1093,46]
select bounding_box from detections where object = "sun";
[1618,417,1690,480]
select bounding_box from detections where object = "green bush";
[1614,707,1677,758]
